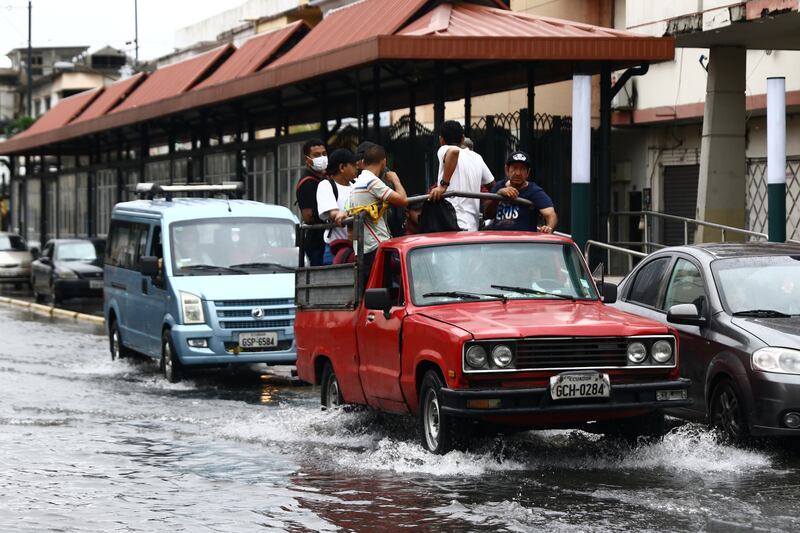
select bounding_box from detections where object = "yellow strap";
[347,202,389,223]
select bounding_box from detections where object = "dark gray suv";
[612,242,800,442]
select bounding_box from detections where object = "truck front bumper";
[439,378,692,417]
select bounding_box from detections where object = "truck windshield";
[0,235,27,252]
[408,241,598,305]
[170,217,297,276]
[713,255,800,316]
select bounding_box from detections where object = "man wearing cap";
[316,148,358,264]
[484,150,557,233]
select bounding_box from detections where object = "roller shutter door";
[663,164,699,245]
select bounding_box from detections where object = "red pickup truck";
[295,230,690,453]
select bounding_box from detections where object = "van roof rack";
[135,182,245,201]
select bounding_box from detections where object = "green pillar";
[572,182,590,248]
[768,183,786,242]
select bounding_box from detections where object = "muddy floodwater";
[1,305,800,532]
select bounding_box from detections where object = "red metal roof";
[114,44,234,113]
[269,0,429,69]
[194,21,308,90]
[400,3,635,38]
[72,72,147,123]
[15,88,102,139]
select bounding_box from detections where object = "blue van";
[104,184,298,382]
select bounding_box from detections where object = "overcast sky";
[0,0,236,67]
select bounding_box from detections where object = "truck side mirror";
[667,303,706,327]
[364,288,392,318]
[141,255,160,277]
[601,282,617,304]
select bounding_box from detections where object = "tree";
[4,116,36,136]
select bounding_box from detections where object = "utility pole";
[134,0,139,65]
[26,0,32,117]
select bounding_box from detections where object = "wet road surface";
[2,305,800,532]
[0,283,103,316]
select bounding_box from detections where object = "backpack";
[418,200,461,233]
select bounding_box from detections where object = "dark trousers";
[307,246,325,267]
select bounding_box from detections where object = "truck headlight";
[180,291,205,324]
[465,345,487,369]
[651,340,673,363]
[752,347,800,374]
[627,342,647,364]
[491,345,514,368]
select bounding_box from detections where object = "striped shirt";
[345,170,392,254]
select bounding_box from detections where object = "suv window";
[627,257,671,309]
[664,258,706,312]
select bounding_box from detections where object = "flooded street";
[1,306,800,532]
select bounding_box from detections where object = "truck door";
[357,249,408,411]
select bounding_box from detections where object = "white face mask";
[311,155,328,173]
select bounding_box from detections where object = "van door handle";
[367,314,375,323]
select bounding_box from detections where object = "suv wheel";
[161,329,182,383]
[710,379,749,443]
[320,361,344,410]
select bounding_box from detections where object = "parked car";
[611,242,800,442]
[0,232,34,287]
[31,239,104,304]
[295,226,691,454]
[104,183,298,383]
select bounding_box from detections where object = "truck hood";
[417,300,669,339]
[170,272,295,301]
[731,317,800,348]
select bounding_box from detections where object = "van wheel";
[109,319,131,360]
[418,370,463,454]
[320,361,343,410]
[161,329,182,383]
[710,379,749,444]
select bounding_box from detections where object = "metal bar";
[609,211,768,239]
[684,220,688,245]
[721,228,726,242]
[584,240,648,260]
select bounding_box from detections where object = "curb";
[0,296,105,326]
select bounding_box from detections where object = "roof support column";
[22,155,29,241]
[571,74,592,251]
[116,131,124,204]
[372,65,380,143]
[6,156,14,232]
[40,154,47,246]
[409,83,416,141]
[139,123,149,185]
[274,89,282,204]
[598,63,612,245]
[320,80,329,142]
[87,144,95,237]
[168,120,176,185]
[196,112,208,183]
[434,62,445,137]
[696,46,746,242]
[520,64,534,154]
[767,77,786,242]
[464,78,472,138]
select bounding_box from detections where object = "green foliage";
[4,116,36,136]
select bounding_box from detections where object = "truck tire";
[161,329,182,383]
[321,361,343,410]
[418,370,462,454]
[709,378,749,444]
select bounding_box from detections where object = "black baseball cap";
[506,150,531,168]
[327,148,358,175]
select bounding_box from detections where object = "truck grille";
[515,337,629,370]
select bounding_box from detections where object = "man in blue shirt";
[485,151,558,233]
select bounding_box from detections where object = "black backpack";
[418,200,461,233]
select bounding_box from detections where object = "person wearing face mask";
[316,148,358,265]
[295,138,328,266]
[345,144,408,284]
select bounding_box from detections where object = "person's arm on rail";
[429,147,459,201]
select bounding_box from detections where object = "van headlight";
[180,291,205,324]
[752,347,800,374]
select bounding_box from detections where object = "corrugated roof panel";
[195,21,308,90]
[400,3,638,38]
[72,72,147,123]
[270,0,428,68]
[14,88,102,139]
[114,44,234,112]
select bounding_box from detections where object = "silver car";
[0,233,33,287]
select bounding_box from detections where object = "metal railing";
[584,240,648,276]
[608,211,770,248]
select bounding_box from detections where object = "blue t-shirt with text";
[490,179,554,231]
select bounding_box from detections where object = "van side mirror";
[667,303,706,327]
[601,282,617,304]
[141,256,160,277]
[364,288,392,319]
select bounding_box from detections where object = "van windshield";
[170,217,297,276]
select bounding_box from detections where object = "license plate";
[238,331,278,349]
[90,280,103,289]
[550,372,610,400]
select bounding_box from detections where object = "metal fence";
[746,157,800,241]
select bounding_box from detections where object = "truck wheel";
[161,329,182,383]
[710,379,749,444]
[418,370,460,454]
[320,361,343,410]
[109,319,131,361]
